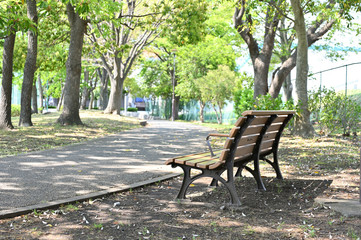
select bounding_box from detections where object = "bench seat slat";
[197,159,223,169]
[171,150,222,164]
[165,151,214,165]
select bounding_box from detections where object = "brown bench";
[165,110,295,205]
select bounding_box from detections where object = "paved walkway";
[0,120,213,214]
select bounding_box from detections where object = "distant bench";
[165,110,295,205]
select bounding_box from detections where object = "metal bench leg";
[235,166,244,177]
[176,165,193,199]
[244,159,266,191]
[173,165,241,205]
[272,151,283,179]
[262,152,283,180]
[210,172,241,205]
[210,169,225,187]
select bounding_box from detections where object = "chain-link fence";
[308,62,361,95]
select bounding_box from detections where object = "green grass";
[0,110,141,157]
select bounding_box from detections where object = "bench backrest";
[218,110,295,166]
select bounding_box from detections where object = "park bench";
[165,110,295,205]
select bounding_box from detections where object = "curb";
[315,197,361,217]
[0,173,181,220]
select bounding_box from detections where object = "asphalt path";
[0,120,213,212]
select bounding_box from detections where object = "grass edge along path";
[0,110,142,158]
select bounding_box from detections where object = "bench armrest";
[207,133,229,138]
[206,133,229,157]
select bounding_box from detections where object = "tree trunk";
[269,2,337,98]
[89,91,94,110]
[0,32,16,130]
[212,104,222,124]
[98,68,109,110]
[290,0,314,137]
[80,69,90,110]
[174,95,180,120]
[32,80,38,114]
[57,85,65,112]
[253,57,271,98]
[269,54,297,98]
[19,0,38,127]
[104,76,123,114]
[283,73,293,102]
[37,73,43,113]
[270,18,294,100]
[104,58,123,114]
[57,3,87,125]
[199,101,205,123]
[233,1,280,99]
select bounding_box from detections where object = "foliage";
[254,94,284,110]
[233,73,254,117]
[308,87,361,136]
[175,35,238,108]
[162,0,209,46]
[196,65,236,124]
[233,73,294,118]
[0,0,34,38]
[126,107,138,112]
[138,54,173,99]
[11,104,21,117]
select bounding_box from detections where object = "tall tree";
[57,3,87,125]
[0,0,29,130]
[197,65,236,124]
[268,0,341,98]
[96,67,109,110]
[89,0,208,115]
[290,0,314,137]
[19,0,38,127]
[0,31,16,130]
[89,0,164,114]
[233,0,358,100]
[233,0,284,98]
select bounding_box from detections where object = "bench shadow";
[187,176,332,209]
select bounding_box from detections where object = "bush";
[233,73,296,118]
[254,94,284,110]
[126,107,138,112]
[11,105,21,117]
[308,88,361,136]
[233,73,254,117]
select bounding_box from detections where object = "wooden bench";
[165,110,295,205]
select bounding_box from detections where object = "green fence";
[146,98,237,124]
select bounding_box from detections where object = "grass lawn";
[0,110,142,157]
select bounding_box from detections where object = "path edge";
[0,173,181,220]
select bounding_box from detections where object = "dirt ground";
[0,135,360,240]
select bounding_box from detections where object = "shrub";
[308,87,361,136]
[11,105,21,117]
[254,94,284,110]
[233,73,254,117]
[233,73,296,119]
[126,107,138,112]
